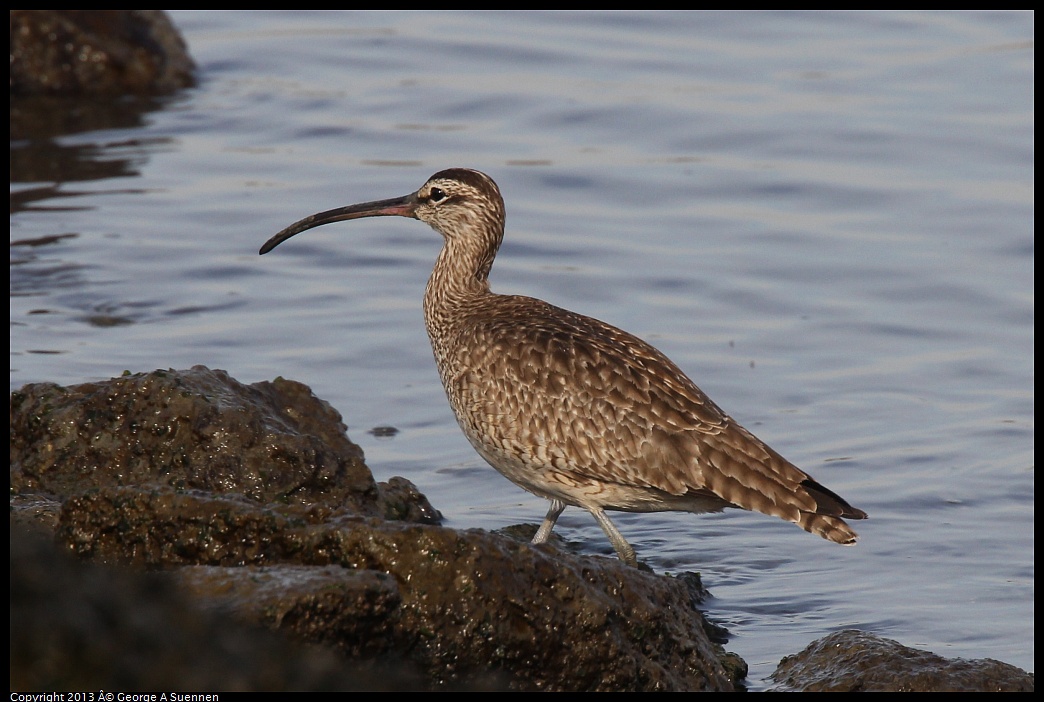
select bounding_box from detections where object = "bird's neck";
[423,237,497,358]
[425,229,502,298]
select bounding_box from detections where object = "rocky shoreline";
[10,367,1033,691]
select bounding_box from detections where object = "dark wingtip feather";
[801,478,868,520]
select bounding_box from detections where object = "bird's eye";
[429,187,446,202]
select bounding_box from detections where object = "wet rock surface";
[769,629,1033,692]
[10,367,739,691]
[10,366,411,519]
[10,10,195,95]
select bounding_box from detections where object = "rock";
[10,367,740,691]
[769,629,1033,692]
[11,526,428,691]
[10,366,437,521]
[9,10,195,95]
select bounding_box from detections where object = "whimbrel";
[260,168,867,566]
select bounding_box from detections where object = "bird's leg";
[532,499,566,544]
[589,507,638,567]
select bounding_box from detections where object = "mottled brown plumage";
[260,168,867,566]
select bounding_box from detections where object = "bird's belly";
[459,421,729,516]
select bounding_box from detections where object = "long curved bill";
[259,193,418,255]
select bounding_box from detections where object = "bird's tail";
[798,512,860,544]
[797,478,867,544]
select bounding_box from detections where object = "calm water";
[10,11,1033,688]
